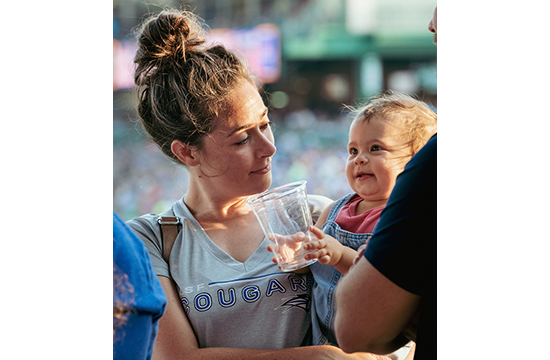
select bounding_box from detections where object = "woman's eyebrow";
[226,108,268,137]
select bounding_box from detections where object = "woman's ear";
[171,140,199,167]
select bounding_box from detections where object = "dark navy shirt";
[365,134,437,360]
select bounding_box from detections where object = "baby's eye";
[370,145,382,151]
[349,147,358,155]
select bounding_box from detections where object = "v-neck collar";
[172,198,270,272]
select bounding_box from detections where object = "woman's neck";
[183,184,252,223]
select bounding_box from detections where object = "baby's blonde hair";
[351,91,437,156]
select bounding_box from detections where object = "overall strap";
[157,208,181,264]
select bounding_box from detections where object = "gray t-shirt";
[127,195,332,349]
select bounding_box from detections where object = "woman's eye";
[371,145,382,151]
[235,136,250,146]
[234,122,272,145]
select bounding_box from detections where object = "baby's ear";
[171,140,199,167]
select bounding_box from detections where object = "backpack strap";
[157,208,181,264]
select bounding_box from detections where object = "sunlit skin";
[345,117,411,214]
[196,81,275,199]
[173,80,277,208]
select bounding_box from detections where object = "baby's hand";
[302,226,343,266]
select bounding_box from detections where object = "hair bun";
[138,10,206,63]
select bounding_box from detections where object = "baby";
[303,91,436,358]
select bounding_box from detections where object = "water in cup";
[247,181,318,272]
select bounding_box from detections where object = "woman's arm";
[154,276,390,360]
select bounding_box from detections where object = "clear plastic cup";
[247,181,318,271]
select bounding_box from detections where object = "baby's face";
[345,117,411,203]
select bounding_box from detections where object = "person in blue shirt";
[113,212,167,360]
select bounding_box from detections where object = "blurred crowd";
[114,108,354,220]
[113,1,436,221]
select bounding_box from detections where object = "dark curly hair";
[133,9,254,164]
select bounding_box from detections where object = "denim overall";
[310,193,374,346]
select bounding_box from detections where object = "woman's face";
[195,80,276,199]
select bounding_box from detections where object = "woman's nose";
[258,134,277,158]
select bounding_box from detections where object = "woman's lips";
[251,163,271,175]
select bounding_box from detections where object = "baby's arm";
[303,226,358,275]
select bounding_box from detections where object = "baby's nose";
[356,154,368,164]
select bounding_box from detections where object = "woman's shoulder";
[125,199,187,245]
[127,198,191,228]
[307,194,333,223]
[125,212,163,253]
[307,194,333,210]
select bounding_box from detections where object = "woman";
[127,9,385,360]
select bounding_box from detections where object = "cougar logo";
[276,293,310,313]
